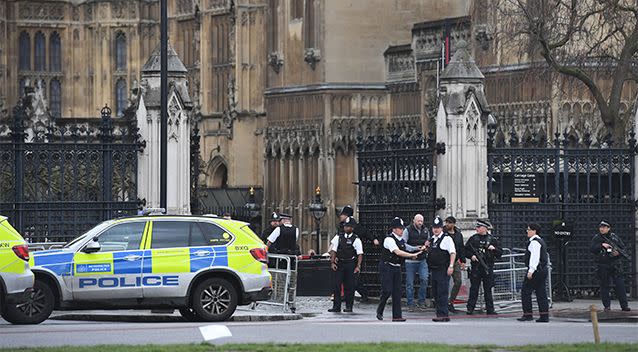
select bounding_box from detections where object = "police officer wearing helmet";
[338,205,372,302]
[590,220,631,312]
[427,215,456,322]
[266,213,299,255]
[464,219,502,316]
[328,217,364,313]
[377,217,421,322]
[261,212,281,244]
[518,223,550,322]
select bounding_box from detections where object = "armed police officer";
[590,220,631,312]
[337,205,372,302]
[377,217,421,322]
[464,219,502,315]
[427,216,456,322]
[403,214,429,311]
[266,213,299,255]
[261,212,281,244]
[328,217,364,313]
[518,223,550,322]
[444,216,465,313]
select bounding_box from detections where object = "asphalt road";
[1,313,637,348]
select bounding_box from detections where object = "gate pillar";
[435,40,494,236]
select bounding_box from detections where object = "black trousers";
[377,261,402,319]
[332,260,356,309]
[597,265,629,309]
[521,270,549,316]
[355,274,368,298]
[431,268,450,317]
[466,266,495,312]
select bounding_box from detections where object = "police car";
[0,215,34,323]
[1,210,271,324]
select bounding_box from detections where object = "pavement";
[0,297,636,348]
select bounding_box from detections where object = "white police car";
[1,212,271,324]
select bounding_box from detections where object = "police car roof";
[112,214,249,225]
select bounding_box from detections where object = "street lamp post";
[308,186,326,254]
[244,187,261,234]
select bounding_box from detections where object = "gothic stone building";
[2,0,637,253]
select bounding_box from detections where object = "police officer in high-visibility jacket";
[328,217,363,313]
[517,223,550,322]
[376,217,421,322]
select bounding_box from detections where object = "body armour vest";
[427,234,450,269]
[381,234,406,265]
[337,233,358,261]
[524,237,548,272]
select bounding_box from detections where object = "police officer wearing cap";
[266,213,300,255]
[261,212,281,244]
[377,217,421,322]
[426,215,456,322]
[328,217,364,313]
[464,219,502,315]
[518,223,550,322]
[337,205,372,302]
[590,220,631,312]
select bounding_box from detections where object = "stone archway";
[206,155,228,188]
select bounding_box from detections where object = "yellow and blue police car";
[1,210,271,324]
[0,215,34,323]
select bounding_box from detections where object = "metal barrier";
[252,253,298,313]
[27,242,66,251]
[474,248,553,312]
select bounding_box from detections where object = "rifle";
[467,242,490,273]
[604,235,631,261]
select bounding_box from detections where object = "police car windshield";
[63,221,113,248]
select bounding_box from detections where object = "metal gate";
[356,133,438,295]
[0,100,144,243]
[487,132,636,297]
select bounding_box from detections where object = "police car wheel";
[1,280,54,324]
[191,278,238,322]
[178,307,205,322]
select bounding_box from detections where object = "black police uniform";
[428,231,452,319]
[330,231,361,312]
[590,230,629,310]
[519,234,550,321]
[377,234,406,320]
[338,206,371,301]
[261,212,280,244]
[464,232,503,314]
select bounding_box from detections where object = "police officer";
[337,205,372,302]
[261,212,281,244]
[328,217,364,313]
[426,216,456,322]
[266,213,299,255]
[376,217,421,322]
[590,220,631,312]
[465,219,502,315]
[518,223,550,322]
[403,214,429,311]
[444,216,465,313]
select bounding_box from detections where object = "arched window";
[50,79,62,118]
[49,32,61,72]
[34,31,46,71]
[19,32,30,71]
[115,79,127,117]
[115,32,127,71]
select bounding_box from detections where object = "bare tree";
[494,0,638,139]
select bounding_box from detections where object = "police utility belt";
[383,261,401,267]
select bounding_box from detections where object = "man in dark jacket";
[261,211,281,244]
[590,220,630,312]
[464,219,503,315]
[444,216,465,313]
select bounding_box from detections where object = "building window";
[50,32,61,72]
[269,0,279,51]
[304,0,315,47]
[115,79,127,117]
[34,31,46,71]
[50,79,62,118]
[290,0,303,20]
[115,32,127,71]
[19,31,30,71]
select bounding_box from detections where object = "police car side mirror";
[83,240,101,254]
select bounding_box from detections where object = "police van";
[0,215,34,322]
[1,211,271,324]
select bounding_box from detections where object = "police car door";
[141,220,197,298]
[72,221,147,300]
